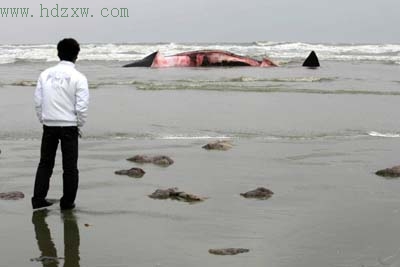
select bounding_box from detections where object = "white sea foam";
[368,131,400,138]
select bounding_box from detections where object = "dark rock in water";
[30,256,64,264]
[115,168,145,178]
[0,191,24,200]
[240,187,273,199]
[208,248,250,255]
[202,140,233,151]
[127,155,174,166]
[149,187,206,203]
[375,165,400,178]
[302,51,320,68]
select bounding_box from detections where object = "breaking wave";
[5,80,143,89]
[134,81,400,96]
[3,76,338,89]
[227,77,337,83]
[368,131,400,138]
[0,130,379,142]
[10,80,37,86]
[7,76,400,96]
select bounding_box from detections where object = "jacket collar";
[58,61,76,67]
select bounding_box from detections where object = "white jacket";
[34,61,89,127]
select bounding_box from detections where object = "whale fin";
[302,51,320,67]
[123,51,158,67]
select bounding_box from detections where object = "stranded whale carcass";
[123,50,277,68]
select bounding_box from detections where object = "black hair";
[57,38,80,62]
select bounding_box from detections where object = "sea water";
[0,42,399,140]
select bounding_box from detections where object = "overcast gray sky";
[0,0,399,44]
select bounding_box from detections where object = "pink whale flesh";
[124,50,277,68]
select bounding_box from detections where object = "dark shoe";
[60,203,75,210]
[32,198,53,210]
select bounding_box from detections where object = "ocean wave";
[0,42,399,64]
[227,77,337,83]
[158,131,380,141]
[368,131,400,138]
[5,79,145,89]
[254,41,289,46]
[6,78,398,96]
[134,81,400,95]
[88,80,143,89]
[160,135,231,140]
[11,80,37,86]
[5,76,337,89]
[0,130,392,142]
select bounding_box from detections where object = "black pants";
[33,125,79,207]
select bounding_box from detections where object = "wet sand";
[1,77,400,266]
[2,136,400,267]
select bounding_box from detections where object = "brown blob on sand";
[151,156,174,166]
[202,140,233,151]
[127,155,152,163]
[149,187,206,203]
[240,187,274,200]
[375,165,400,178]
[115,168,145,178]
[208,248,250,255]
[0,191,24,200]
[127,155,174,166]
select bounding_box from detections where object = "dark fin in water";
[302,51,320,67]
[123,51,158,67]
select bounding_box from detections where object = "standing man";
[32,38,89,210]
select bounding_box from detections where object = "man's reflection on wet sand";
[32,209,80,267]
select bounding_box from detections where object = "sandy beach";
[2,134,400,267]
[1,45,400,266]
